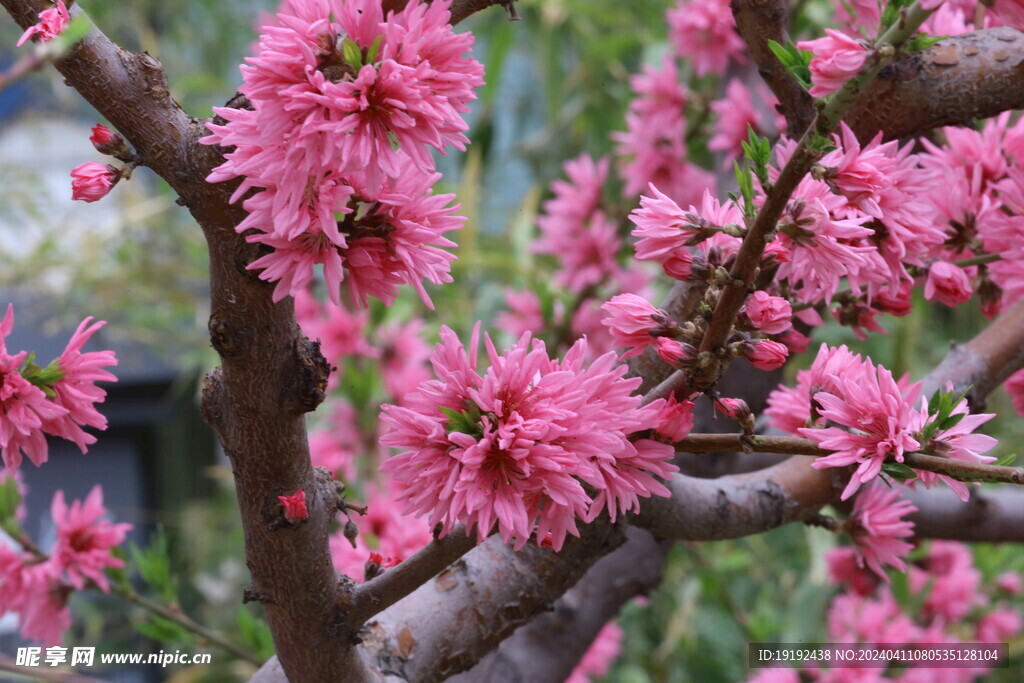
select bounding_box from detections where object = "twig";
[675,433,1024,485]
[348,527,477,627]
[693,3,938,392]
[0,48,45,93]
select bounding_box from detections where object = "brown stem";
[846,28,1024,141]
[447,527,671,683]
[675,433,1024,485]
[906,486,1024,542]
[348,527,477,627]
[730,0,815,135]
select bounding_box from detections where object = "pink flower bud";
[797,29,869,98]
[924,261,972,307]
[654,337,694,365]
[874,282,913,317]
[278,489,308,522]
[70,162,118,203]
[715,397,750,420]
[89,124,130,158]
[15,1,70,47]
[662,250,694,280]
[780,328,812,354]
[654,395,695,441]
[601,293,673,358]
[747,339,789,370]
[744,291,792,335]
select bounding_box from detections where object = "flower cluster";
[1,305,118,471]
[1,486,130,645]
[766,344,997,500]
[380,325,677,550]
[201,0,483,307]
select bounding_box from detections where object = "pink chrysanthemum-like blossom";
[825,547,879,597]
[294,288,374,361]
[847,483,917,581]
[201,0,481,307]
[924,261,973,307]
[44,317,118,453]
[798,347,922,499]
[909,541,982,622]
[50,486,131,593]
[15,0,70,46]
[798,29,870,98]
[765,344,865,435]
[666,0,746,77]
[495,289,546,339]
[600,294,673,359]
[380,326,676,550]
[0,555,70,646]
[744,291,792,335]
[565,621,624,683]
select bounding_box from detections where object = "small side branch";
[347,527,477,628]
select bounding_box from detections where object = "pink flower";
[715,397,750,421]
[278,489,309,522]
[50,486,131,593]
[667,0,747,77]
[924,261,973,307]
[847,483,917,581]
[976,609,1022,643]
[43,317,118,454]
[201,0,482,308]
[798,29,870,98]
[495,289,546,339]
[745,291,792,335]
[309,402,361,480]
[996,571,1022,595]
[992,0,1024,30]
[799,348,922,499]
[0,305,70,470]
[87,124,129,159]
[825,547,879,597]
[654,395,695,441]
[600,294,674,359]
[654,337,694,366]
[15,1,70,47]
[294,289,374,362]
[70,162,117,203]
[380,326,677,550]
[909,541,981,622]
[747,340,789,371]
[631,187,744,263]
[565,621,623,683]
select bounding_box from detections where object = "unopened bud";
[89,124,132,160]
[343,520,359,549]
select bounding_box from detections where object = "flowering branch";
[691,2,937,395]
[673,433,1024,485]
[347,527,477,628]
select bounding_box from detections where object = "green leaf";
[937,411,966,431]
[238,608,275,659]
[733,161,754,215]
[341,37,363,69]
[0,476,21,523]
[994,452,1018,468]
[129,528,177,604]
[365,35,384,65]
[881,462,918,481]
[766,40,812,90]
[907,33,946,54]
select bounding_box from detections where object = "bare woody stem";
[692,3,936,393]
[675,433,1024,485]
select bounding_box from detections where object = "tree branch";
[906,486,1024,542]
[347,527,477,628]
[448,528,671,683]
[730,0,815,135]
[356,521,623,682]
[846,27,1024,141]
